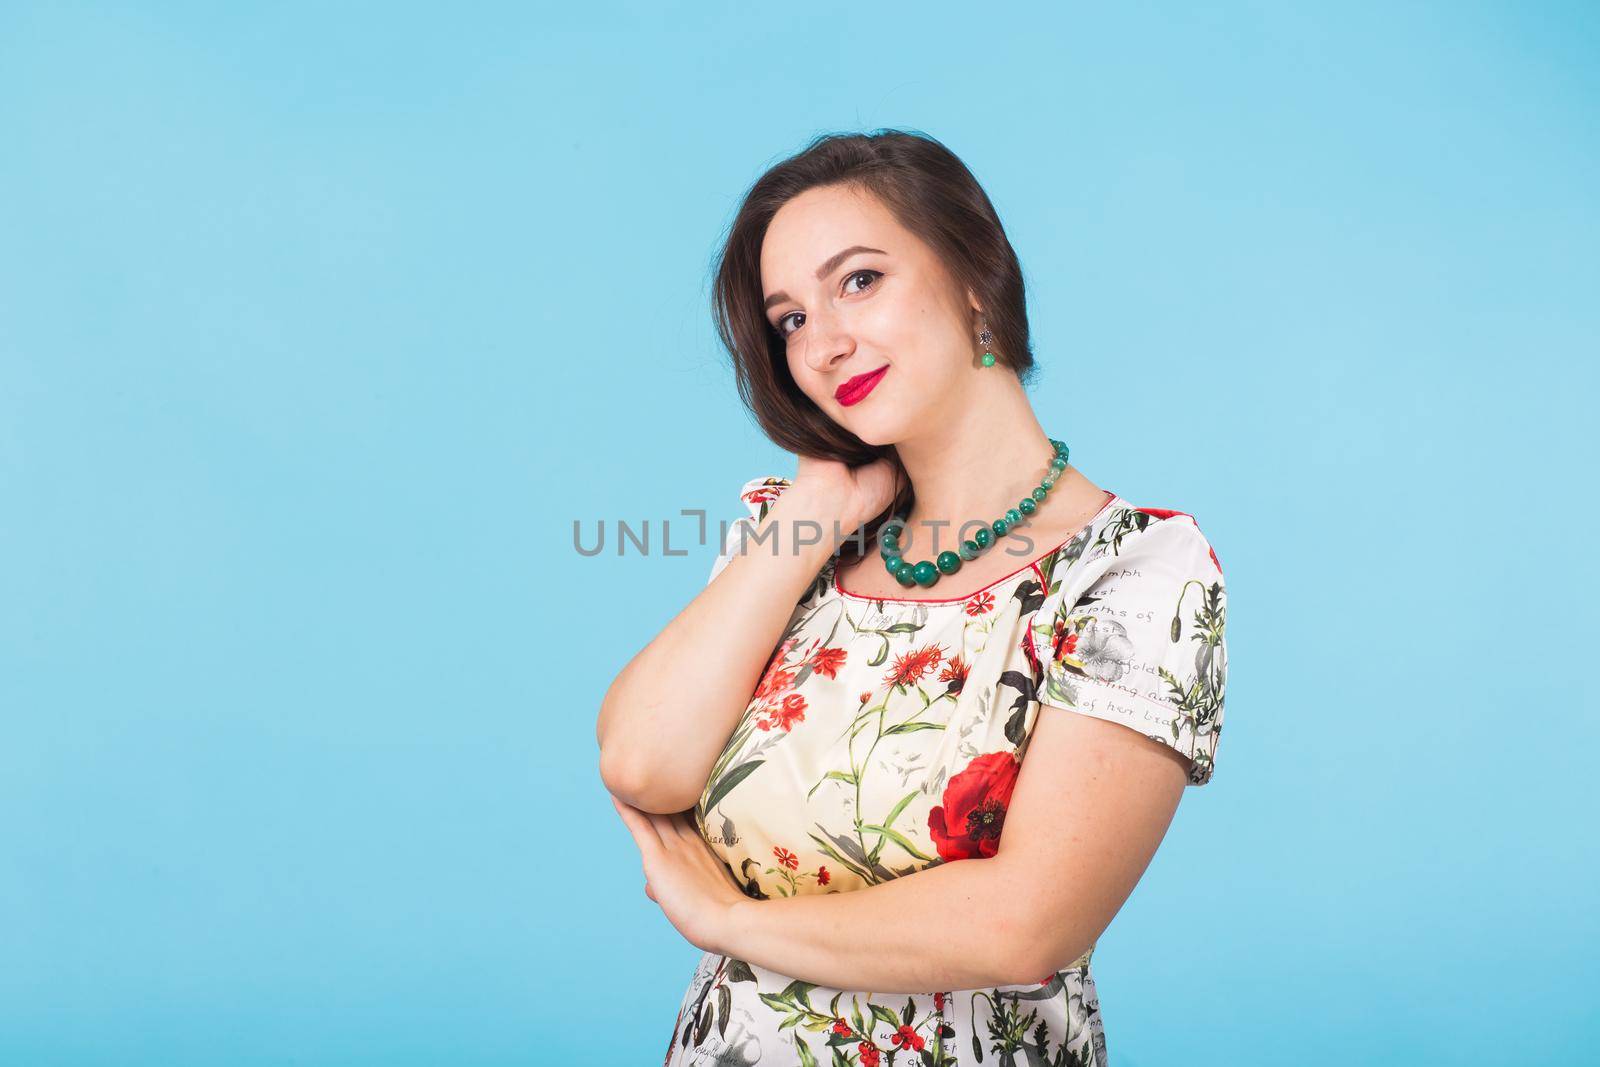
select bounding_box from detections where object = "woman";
[598,129,1228,1066]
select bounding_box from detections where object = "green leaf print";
[701,759,764,815]
[1160,576,1227,759]
[807,768,859,800]
[808,826,904,883]
[883,720,944,735]
[1041,669,1080,709]
[870,1003,901,1031]
[859,823,933,863]
[780,979,818,1009]
[982,995,1041,1062]
[869,634,891,666]
[882,789,919,827]
[845,608,929,668]
[806,833,874,883]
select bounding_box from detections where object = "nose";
[800,307,854,375]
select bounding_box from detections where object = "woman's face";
[759,183,979,446]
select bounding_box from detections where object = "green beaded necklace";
[878,438,1071,590]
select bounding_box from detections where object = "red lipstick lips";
[835,365,888,406]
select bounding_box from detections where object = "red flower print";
[773,846,799,870]
[817,865,831,886]
[754,667,796,701]
[927,750,1020,861]
[964,590,995,616]
[810,646,847,679]
[859,691,872,705]
[832,1018,852,1036]
[742,481,789,507]
[753,688,808,732]
[939,654,970,695]
[891,1025,925,1052]
[760,693,805,732]
[1049,619,1078,663]
[933,991,946,1012]
[858,1041,881,1067]
[749,639,797,700]
[885,644,944,690]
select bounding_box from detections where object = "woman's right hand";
[789,453,899,534]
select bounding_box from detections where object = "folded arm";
[717,707,1191,992]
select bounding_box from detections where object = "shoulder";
[1025,499,1230,787]
[1103,503,1224,578]
[1029,500,1224,629]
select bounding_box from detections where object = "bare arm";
[713,708,1190,991]
[597,480,866,814]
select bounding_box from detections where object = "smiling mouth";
[835,365,889,406]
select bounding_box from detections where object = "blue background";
[3,2,1596,1064]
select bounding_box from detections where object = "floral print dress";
[663,475,1228,1067]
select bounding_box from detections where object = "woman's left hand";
[610,795,750,956]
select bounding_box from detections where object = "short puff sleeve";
[705,475,794,586]
[1028,512,1228,786]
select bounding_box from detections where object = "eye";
[770,269,883,340]
[774,310,804,339]
[843,268,881,295]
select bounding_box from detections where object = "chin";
[837,407,915,449]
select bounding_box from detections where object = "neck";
[893,370,1057,554]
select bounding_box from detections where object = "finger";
[611,795,663,850]
[659,810,689,843]
[612,794,658,845]
[671,810,703,844]
[644,810,678,847]
[658,813,702,862]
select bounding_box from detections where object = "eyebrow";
[763,245,887,312]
